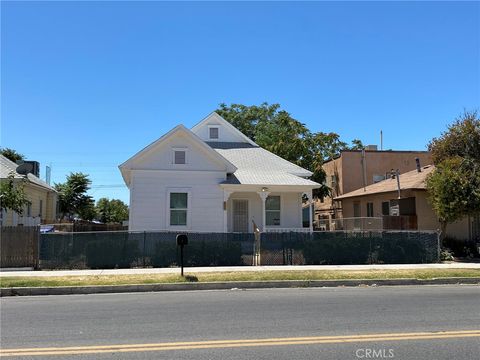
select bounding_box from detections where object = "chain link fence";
[261,231,439,265]
[39,230,439,269]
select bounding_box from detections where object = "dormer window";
[173,148,186,164]
[209,126,219,139]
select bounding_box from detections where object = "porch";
[221,185,314,233]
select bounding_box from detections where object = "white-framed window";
[172,147,187,165]
[208,125,219,140]
[266,195,281,226]
[39,199,43,217]
[27,203,32,217]
[167,189,191,228]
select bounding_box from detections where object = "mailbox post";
[176,234,188,276]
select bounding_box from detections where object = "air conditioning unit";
[16,161,40,178]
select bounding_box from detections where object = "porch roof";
[221,170,319,187]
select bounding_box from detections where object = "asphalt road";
[1,285,479,359]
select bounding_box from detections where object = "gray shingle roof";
[206,142,319,187]
[0,155,56,192]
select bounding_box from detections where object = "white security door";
[233,199,249,232]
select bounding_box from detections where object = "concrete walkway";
[1,263,479,277]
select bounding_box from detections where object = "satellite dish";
[16,162,34,175]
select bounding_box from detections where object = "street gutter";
[1,277,479,297]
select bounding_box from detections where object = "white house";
[119,113,321,233]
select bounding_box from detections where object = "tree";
[0,148,25,163]
[0,173,30,214]
[428,110,480,164]
[426,110,480,236]
[78,199,96,221]
[96,198,129,224]
[55,173,95,221]
[216,103,364,199]
[216,102,280,140]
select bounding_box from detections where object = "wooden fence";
[1,226,39,268]
[49,223,128,232]
[383,215,418,230]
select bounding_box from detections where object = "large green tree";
[55,173,95,221]
[0,173,30,214]
[0,148,25,163]
[216,103,363,198]
[96,198,129,224]
[426,110,480,235]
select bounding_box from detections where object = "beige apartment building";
[335,165,478,241]
[0,155,57,226]
[315,147,432,230]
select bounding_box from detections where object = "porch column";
[223,190,232,232]
[309,190,314,232]
[257,190,270,232]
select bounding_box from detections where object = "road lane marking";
[1,330,479,357]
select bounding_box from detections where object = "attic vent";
[209,127,219,139]
[174,150,186,164]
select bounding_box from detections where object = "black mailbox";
[176,234,188,246]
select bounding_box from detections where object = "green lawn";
[1,268,479,288]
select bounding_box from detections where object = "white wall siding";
[134,133,227,172]
[129,170,226,232]
[280,192,303,229]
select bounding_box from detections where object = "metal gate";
[232,199,249,232]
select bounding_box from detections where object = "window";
[27,203,32,217]
[353,202,361,217]
[174,150,186,164]
[170,193,188,226]
[39,200,43,217]
[266,196,281,226]
[209,127,219,139]
[382,201,389,216]
[366,202,374,217]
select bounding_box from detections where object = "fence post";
[143,231,146,267]
[437,231,441,263]
[34,226,40,270]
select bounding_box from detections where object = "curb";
[1,278,479,297]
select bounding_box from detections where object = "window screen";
[266,196,281,226]
[170,193,188,226]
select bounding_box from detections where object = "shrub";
[442,236,479,258]
[440,248,455,261]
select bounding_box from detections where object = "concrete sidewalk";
[1,263,479,277]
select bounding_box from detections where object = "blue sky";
[2,1,479,204]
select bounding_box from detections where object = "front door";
[233,199,249,232]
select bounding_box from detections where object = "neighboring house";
[334,165,479,241]
[0,155,57,226]
[315,148,433,230]
[119,112,320,232]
